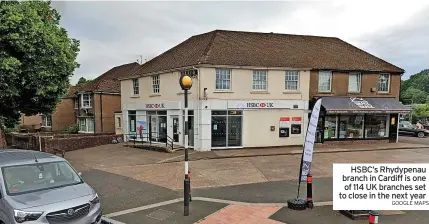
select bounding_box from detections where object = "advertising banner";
[299,98,322,182]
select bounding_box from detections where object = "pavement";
[66,136,429,224]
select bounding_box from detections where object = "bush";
[66,124,79,134]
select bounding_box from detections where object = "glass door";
[172,116,179,142]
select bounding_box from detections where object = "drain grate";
[147,209,175,220]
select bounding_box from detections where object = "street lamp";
[179,73,193,216]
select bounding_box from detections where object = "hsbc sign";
[145,103,165,109]
[246,102,274,108]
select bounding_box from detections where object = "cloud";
[355,6,429,79]
[51,1,429,84]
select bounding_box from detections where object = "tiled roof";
[67,62,139,96]
[126,30,403,79]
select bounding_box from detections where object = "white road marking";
[104,198,183,218]
[104,197,334,218]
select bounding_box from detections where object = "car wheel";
[417,132,425,138]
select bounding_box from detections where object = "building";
[307,47,409,144]
[68,62,139,133]
[119,30,410,150]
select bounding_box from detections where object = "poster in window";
[291,124,301,134]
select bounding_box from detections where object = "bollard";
[369,211,379,224]
[188,169,192,202]
[306,173,313,209]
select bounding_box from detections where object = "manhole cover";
[147,209,175,220]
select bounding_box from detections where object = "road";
[399,135,429,145]
[71,145,429,224]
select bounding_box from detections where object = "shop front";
[123,99,308,151]
[313,97,410,143]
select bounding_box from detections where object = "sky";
[51,0,429,84]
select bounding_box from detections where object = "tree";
[0,0,79,146]
[400,69,429,103]
[77,77,92,85]
[401,88,427,104]
[412,104,429,123]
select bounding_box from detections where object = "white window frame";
[41,115,52,127]
[81,93,92,108]
[378,73,390,93]
[78,118,95,133]
[348,72,361,93]
[74,97,79,109]
[252,70,267,91]
[285,71,299,91]
[132,78,139,95]
[318,71,332,92]
[152,75,160,94]
[215,69,232,90]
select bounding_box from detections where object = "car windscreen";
[1,161,83,195]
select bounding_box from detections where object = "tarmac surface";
[69,137,429,223]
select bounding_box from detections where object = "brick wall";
[52,98,76,131]
[309,71,401,99]
[94,93,121,133]
[9,133,121,152]
[44,134,122,152]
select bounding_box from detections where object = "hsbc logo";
[145,103,165,109]
[246,102,274,108]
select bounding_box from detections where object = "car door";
[398,123,409,136]
[0,180,12,224]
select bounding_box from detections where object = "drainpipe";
[100,91,104,133]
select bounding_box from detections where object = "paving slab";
[113,201,227,224]
[270,205,429,224]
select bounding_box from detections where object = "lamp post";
[179,73,193,216]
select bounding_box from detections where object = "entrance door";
[389,114,398,143]
[172,116,179,142]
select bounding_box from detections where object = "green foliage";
[400,69,429,104]
[401,88,427,104]
[411,104,429,123]
[0,0,80,126]
[426,96,429,104]
[77,77,92,85]
[66,124,79,134]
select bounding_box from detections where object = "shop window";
[285,71,299,90]
[348,72,361,92]
[338,115,364,138]
[318,71,332,92]
[365,115,388,138]
[324,116,337,139]
[211,110,242,147]
[215,69,231,90]
[378,74,390,93]
[252,70,267,90]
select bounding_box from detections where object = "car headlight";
[90,193,100,204]
[14,210,43,223]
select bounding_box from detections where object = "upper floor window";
[318,71,332,92]
[348,72,361,92]
[132,78,139,95]
[41,115,52,127]
[74,98,79,109]
[252,71,267,90]
[378,74,390,93]
[285,71,299,90]
[215,69,231,90]
[82,93,91,108]
[152,75,160,93]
